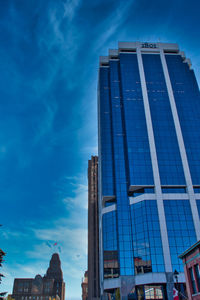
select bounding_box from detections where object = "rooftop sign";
[141,42,157,49]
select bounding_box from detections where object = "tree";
[0,225,6,300]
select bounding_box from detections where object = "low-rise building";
[11,253,65,300]
[179,241,200,300]
[81,271,88,300]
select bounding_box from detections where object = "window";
[44,282,51,293]
[144,285,163,299]
[24,282,29,293]
[189,267,197,294]
[194,187,200,193]
[164,200,196,272]
[162,187,186,193]
[131,201,165,274]
[194,264,200,292]
[18,283,23,292]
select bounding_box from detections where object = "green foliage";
[115,288,120,300]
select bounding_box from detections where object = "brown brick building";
[11,253,65,300]
[81,271,88,300]
[179,241,200,300]
[88,156,100,300]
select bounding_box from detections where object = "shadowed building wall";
[88,156,100,300]
[81,271,88,300]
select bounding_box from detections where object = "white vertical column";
[160,48,200,240]
[136,46,172,272]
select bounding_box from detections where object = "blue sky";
[0,0,200,299]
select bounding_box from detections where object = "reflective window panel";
[166,55,200,185]
[143,54,185,186]
[164,200,197,272]
[99,67,115,197]
[102,211,119,279]
[131,200,165,274]
[119,53,154,186]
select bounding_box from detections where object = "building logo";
[141,42,157,49]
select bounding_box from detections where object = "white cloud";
[46,0,82,61]
[1,228,28,240]
[63,0,82,21]
[93,0,135,53]
[54,174,88,210]
[30,226,87,257]
[63,182,88,210]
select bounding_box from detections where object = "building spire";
[46,253,63,281]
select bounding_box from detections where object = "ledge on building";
[179,240,200,259]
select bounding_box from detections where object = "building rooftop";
[179,240,200,259]
[99,41,192,69]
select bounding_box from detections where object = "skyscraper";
[88,156,100,300]
[98,42,200,300]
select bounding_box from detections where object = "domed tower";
[45,253,65,300]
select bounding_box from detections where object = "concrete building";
[179,241,200,299]
[98,42,200,299]
[11,253,65,300]
[88,156,100,300]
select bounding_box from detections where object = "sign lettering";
[141,42,157,49]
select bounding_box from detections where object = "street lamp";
[174,270,179,297]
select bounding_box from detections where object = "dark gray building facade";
[88,156,100,300]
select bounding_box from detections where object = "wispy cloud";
[55,174,88,210]
[32,225,87,255]
[63,182,88,210]
[1,228,28,240]
[63,0,82,21]
[93,0,135,52]
[44,0,82,62]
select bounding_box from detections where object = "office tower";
[98,42,200,300]
[12,253,65,300]
[88,156,100,300]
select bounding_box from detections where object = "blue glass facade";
[99,67,115,197]
[102,211,119,279]
[166,55,200,185]
[164,200,196,272]
[143,54,185,185]
[131,200,165,273]
[102,211,118,251]
[196,200,200,217]
[119,53,154,185]
[109,60,134,276]
[98,43,200,291]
